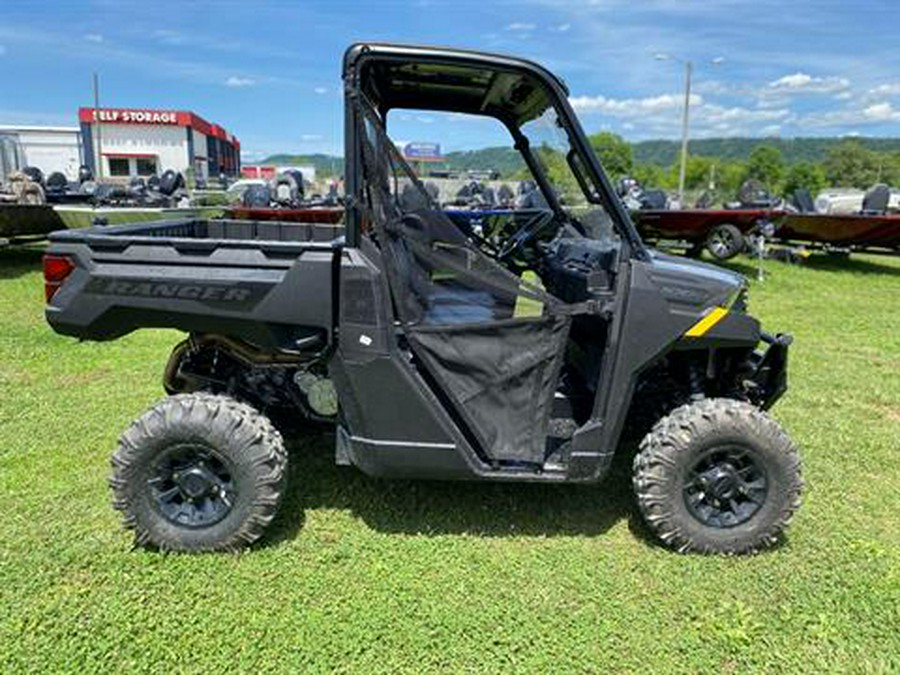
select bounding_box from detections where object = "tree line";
[263,136,900,198]
[631,136,900,166]
[588,133,900,199]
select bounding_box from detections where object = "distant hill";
[443,147,525,176]
[632,137,900,166]
[257,137,900,178]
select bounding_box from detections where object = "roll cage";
[341,42,648,259]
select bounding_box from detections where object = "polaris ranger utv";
[44,43,801,554]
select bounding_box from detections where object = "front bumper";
[745,332,792,410]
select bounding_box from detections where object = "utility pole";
[677,60,692,207]
[655,53,723,208]
[92,72,103,180]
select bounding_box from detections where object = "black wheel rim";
[683,445,768,528]
[148,444,236,528]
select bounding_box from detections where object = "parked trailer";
[631,208,783,261]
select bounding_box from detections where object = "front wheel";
[110,393,287,552]
[633,398,802,554]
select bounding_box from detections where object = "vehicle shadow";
[0,245,45,280]
[715,257,759,279]
[803,253,900,277]
[263,432,651,546]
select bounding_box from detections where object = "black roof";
[343,42,569,125]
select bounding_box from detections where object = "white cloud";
[698,104,788,126]
[760,124,782,136]
[443,112,479,123]
[571,90,791,138]
[799,102,900,128]
[766,72,849,95]
[570,92,703,115]
[301,133,322,141]
[505,22,536,31]
[770,73,813,89]
[862,102,900,121]
[314,87,327,94]
[84,33,104,43]
[834,91,853,101]
[555,23,571,32]
[225,76,255,88]
[869,83,900,96]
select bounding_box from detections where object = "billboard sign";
[402,142,442,161]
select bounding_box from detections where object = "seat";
[862,184,889,214]
[793,189,816,213]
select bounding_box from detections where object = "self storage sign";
[90,109,179,125]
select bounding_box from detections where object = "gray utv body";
[44,43,796,553]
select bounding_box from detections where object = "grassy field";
[1,245,898,673]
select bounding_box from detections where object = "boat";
[776,212,900,252]
[777,184,900,253]
[0,203,65,242]
[224,206,344,224]
[52,204,225,230]
[631,208,784,261]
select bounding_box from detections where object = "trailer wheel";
[705,223,744,260]
[633,398,802,554]
[110,393,287,552]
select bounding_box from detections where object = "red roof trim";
[79,107,238,147]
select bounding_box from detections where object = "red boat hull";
[225,207,344,224]
[777,213,900,249]
[632,209,782,242]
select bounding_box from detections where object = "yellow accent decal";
[685,306,728,337]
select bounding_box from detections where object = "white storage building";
[0,125,83,182]
[79,107,240,181]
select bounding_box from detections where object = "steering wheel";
[496,210,555,261]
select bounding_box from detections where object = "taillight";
[43,254,75,303]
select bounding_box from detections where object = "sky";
[2,0,900,161]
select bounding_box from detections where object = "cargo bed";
[45,218,346,350]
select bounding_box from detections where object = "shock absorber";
[688,362,705,401]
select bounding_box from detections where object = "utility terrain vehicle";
[44,43,801,554]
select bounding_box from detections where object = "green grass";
[1,245,898,673]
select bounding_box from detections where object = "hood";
[646,249,747,311]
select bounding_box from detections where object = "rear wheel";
[633,398,802,554]
[110,393,287,552]
[705,223,744,261]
